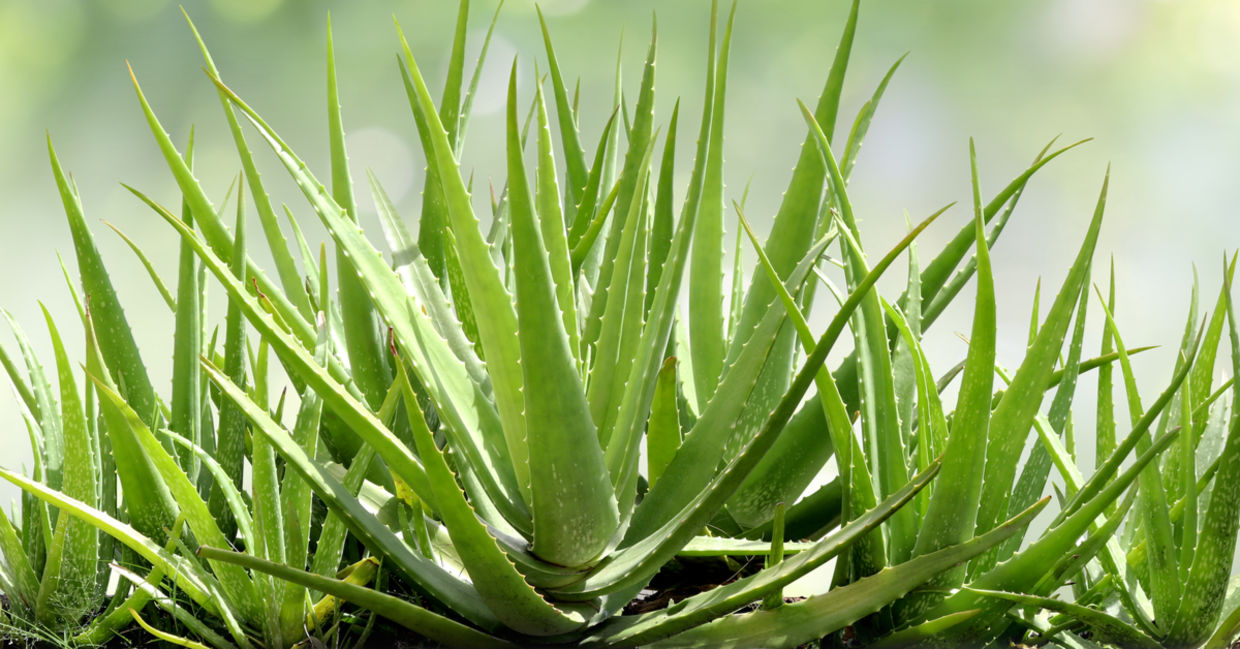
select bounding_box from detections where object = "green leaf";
[1097,259,1118,466]
[926,426,1183,640]
[588,134,657,445]
[568,207,940,602]
[410,1,473,282]
[1002,267,1092,561]
[832,138,1090,414]
[905,140,995,610]
[567,111,620,252]
[82,309,177,543]
[370,174,488,389]
[535,5,588,208]
[727,0,859,357]
[581,19,660,392]
[1165,268,1240,646]
[866,611,982,649]
[723,206,845,531]
[589,464,941,647]
[132,69,317,363]
[104,221,177,311]
[309,446,375,584]
[184,13,315,321]
[688,3,734,405]
[840,53,905,178]
[0,508,39,618]
[972,168,1106,548]
[170,130,201,475]
[643,500,1043,649]
[505,65,618,568]
[327,19,392,414]
[627,232,829,542]
[1092,276,1182,626]
[533,77,580,360]
[456,2,503,147]
[165,432,254,549]
[201,358,502,631]
[647,101,679,313]
[646,357,682,490]
[48,137,158,426]
[803,99,910,565]
[129,607,214,649]
[965,589,1162,649]
[208,178,249,534]
[91,379,261,622]
[396,360,588,636]
[393,29,529,498]
[34,307,99,625]
[198,546,515,649]
[3,311,59,491]
[188,80,528,529]
[0,470,217,611]
[106,557,241,649]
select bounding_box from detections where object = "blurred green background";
[2,0,1239,507]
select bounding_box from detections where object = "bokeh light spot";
[347,127,417,210]
[467,33,519,117]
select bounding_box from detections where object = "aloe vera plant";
[3,1,1240,648]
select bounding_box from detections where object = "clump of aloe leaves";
[2,1,1240,648]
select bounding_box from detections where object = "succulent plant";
[3,1,1240,648]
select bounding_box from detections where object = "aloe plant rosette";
[3,1,1240,648]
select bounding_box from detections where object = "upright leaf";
[185,13,314,320]
[533,76,579,358]
[49,138,157,426]
[1165,269,1240,646]
[327,18,393,411]
[34,308,98,625]
[536,6,589,207]
[904,141,995,615]
[170,130,201,472]
[506,66,619,568]
[973,170,1107,543]
[395,28,530,498]
[688,3,734,405]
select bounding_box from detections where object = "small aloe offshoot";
[3,1,1240,648]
